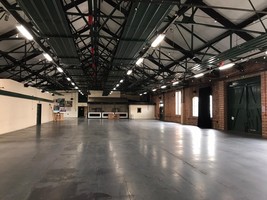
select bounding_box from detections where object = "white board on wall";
[129,105,155,119]
[54,91,78,118]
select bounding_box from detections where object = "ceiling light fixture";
[136,58,144,66]
[194,64,201,71]
[161,85,167,89]
[172,81,179,85]
[151,34,165,48]
[113,87,116,90]
[194,73,204,78]
[218,63,235,70]
[71,82,75,86]
[16,25,33,40]
[75,86,78,89]
[66,77,71,81]
[208,57,216,63]
[57,67,63,73]
[116,84,120,87]
[127,69,133,75]
[140,94,143,96]
[120,79,124,83]
[43,53,53,62]
[152,88,157,92]
[143,92,147,94]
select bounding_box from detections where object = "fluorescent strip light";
[71,82,75,86]
[66,77,71,81]
[152,88,157,92]
[194,73,204,78]
[57,67,63,73]
[209,57,216,62]
[43,53,53,62]
[161,85,167,89]
[16,25,33,40]
[219,63,235,70]
[127,69,133,75]
[151,34,165,48]
[194,64,201,71]
[172,81,179,85]
[120,79,124,83]
[136,58,144,66]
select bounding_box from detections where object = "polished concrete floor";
[0,119,267,200]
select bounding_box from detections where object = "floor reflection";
[0,119,266,200]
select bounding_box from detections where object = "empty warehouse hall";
[0,119,267,200]
[1,0,267,200]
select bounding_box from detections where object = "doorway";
[159,100,164,120]
[198,86,212,128]
[78,106,85,117]
[228,76,261,134]
[37,104,42,125]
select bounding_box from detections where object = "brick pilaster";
[212,81,226,130]
[261,72,267,138]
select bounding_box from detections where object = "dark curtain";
[197,86,212,128]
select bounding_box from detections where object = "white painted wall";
[129,105,155,119]
[54,91,78,118]
[78,103,87,107]
[0,79,54,135]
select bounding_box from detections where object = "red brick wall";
[164,91,181,123]
[151,62,267,138]
[151,95,160,120]
[151,82,229,130]
[151,87,197,125]
[212,81,226,130]
[261,72,267,138]
[182,87,198,126]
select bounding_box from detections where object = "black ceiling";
[0,0,267,96]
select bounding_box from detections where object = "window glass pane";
[192,97,199,117]
[175,91,181,115]
[210,95,213,118]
